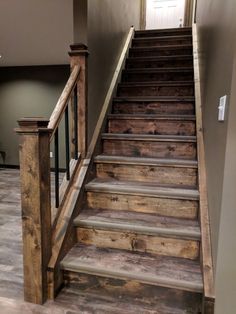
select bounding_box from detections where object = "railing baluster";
[74,87,78,160]
[54,129,59,208]
[65,106,70,180]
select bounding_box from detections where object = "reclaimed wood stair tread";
[102,133,196,142]
[135,27,192,35]
[85,178,199,200]
[119,81,194,86]
[108,114,196,120]
[127,55,193,61]
[133,35,192,41]
[130,44,192,51]
[95,155,198,168]
[113,96,195,102]
[61,244,203,293]
[123,67,193,73]
[74,209,200,239]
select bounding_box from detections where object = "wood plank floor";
[1,169,180,314]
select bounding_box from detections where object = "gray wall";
[0,66,70,166]
[196,0,236,264]
[74,0,141,140]
[196,0,236,312]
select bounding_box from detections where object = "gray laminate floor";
[0,169,85,314]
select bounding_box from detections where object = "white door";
[146,0,186,30]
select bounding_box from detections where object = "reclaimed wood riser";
[63,272,202,314]
[113,101,195,115]
[122,72,194,82]
[132,39,192,47]
[126,59,193,69]
[86,191,198,219]
[135,29,192,38]
[108,119,196,136]
[96,163,197,187]
[103,140,197,160]
[76,227,199,260]
[129,48,192,58]
[118,85,194,97]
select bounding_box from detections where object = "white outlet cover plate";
[218,95,227,121]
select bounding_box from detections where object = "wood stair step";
[86,178,199,200]
[75,209,200,238]
[74,209,200,259]
[126,55,193,69]
[95,155,198,167]
[61,244,203,293]
[107,114,196,136]
[113,96,195,115]
[51,283,203,314]
[129,45,193,57]
[122,68,194,82]
[95,155,198,187]
[102,133,197,159]
[135,27,192,38]
[117,81,194,97]
[132,35,192,47]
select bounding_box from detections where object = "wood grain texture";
[108,115,196,136]
[118,82,195,97]
[96,162,197,187]
[63,273,202,314]
[16,120,52,304]
[61,244,203,293]
[129,45,193,57]
[132,35,192,47]
[48,65,80,139]
[113,98,195,115]
[135,28,192,38]
[86,191,198,219]
[192,23,215,304]
[103,137,197,160]
[126,56,193,69]
[122,69,194,82]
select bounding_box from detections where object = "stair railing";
[15,44,88,304]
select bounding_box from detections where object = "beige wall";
[74,0,141,140]
[196,0,236,312]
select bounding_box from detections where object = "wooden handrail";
[192,24,215,312]
[48,65,81,139]
[47,27,135,299]
[15,45,88,305]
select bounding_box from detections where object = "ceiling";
[0,0,74,66]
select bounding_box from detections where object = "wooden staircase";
[59,27,206,313]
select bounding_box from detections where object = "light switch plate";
[218,95,227,121]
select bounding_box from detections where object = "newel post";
[69,43,89,158]
[15,118,52,304]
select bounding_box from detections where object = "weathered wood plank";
[192,23,215,306]
[96,162,197,187]
[15,119,52,304]
[61,244,203,293]
[118,82,195,97]
[86,191,198,219]
[103,137,197,160]
[108,116,196,136]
